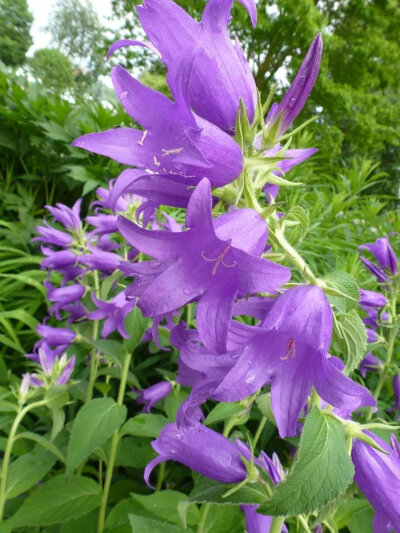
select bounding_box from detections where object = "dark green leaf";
[130,491,200,526]
[189,477,268,506]
[333,310,368,374]
[6,447,56,499]
[121,414,168,438]
[129,515,187,533]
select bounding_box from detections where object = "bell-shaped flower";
[118,178,290,353]
[359,235,398,281]
[359,288,387,309]
[135,0,257,132]
[45,199,82,231]
[352,432,400,532]
[72,64,243,188]
[36,323,76,348]
[359,352,382,378]
[213,286,376,437]
[265,34,322,138]
[145,421,248,488]
[44,281,85,320]
[133,381,172,413]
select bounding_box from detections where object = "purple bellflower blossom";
[359,235,398,282]
[145,422,248,488]
[213,286,376,437]
[45,198,82,232]
[118,178,290,353]
[34,223,73,247]
[44,281,85,320]
[359,353,382,378]
[359,289,387,309]
[72,64,244,188]
[134,381,172,413]
[36,323,76,349]
[265,34,322,139]
[388,374,400,421]
[87,292,136,339]
[352,432,400,532]
[132,0,257,132]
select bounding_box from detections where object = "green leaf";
[45,385,69,410]
[129,515,187,533]
[14,432,66,464]
[200,505,245,533]
[283,205,310,243]
[333,310,367,374]
[112,437,155,468]
[6,447,56,499]
[258,407,354,516]
[93,339,124,366]
[204,402,244,426]
[130,491,200,526]
[121,414,168,438]
[123,307,149,353]
[189,477,268,506]
[324,271,360,312]
[66,398,127,475]
[50,407,65,441]
[334,498,372,530]
[8,476,101,527]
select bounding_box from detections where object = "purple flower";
[265,34,322,138]
[359,289,387,309]
[45,281,85,320]
[352,432,400,532]
[79,249,121,274]
[388,374,400,421]
[241,506,287,533]
[359,353,381,378]
[86,214,119,236]
[36,324,76,348]
[359,235,398,282]
[134,381,172,413]
[34,222,73,247]
[134,0,257,132]
[45,199,82,231]
[144,422,248,488]
[72,64,243,188]
[213,286,376,437]
[87,292,136,339]
[40,247,81,281]
[55,355,76,385]
[118,178,290,353]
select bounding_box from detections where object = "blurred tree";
[110,0,400,197]
[0,0,33,67]
[30,48,75,94]
[46,0,107,83]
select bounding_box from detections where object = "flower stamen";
[280,338,296,360]
[201,246,237,275]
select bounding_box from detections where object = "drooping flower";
[144,422,248,488]
[213,286,376,437]
[265,34,323,139]
[359,235,398,282]
[72,64,244,188]
[134,0,257,132]
[118,178,290,353]
[359,352,382,378]
[352,432,400,532]
[44,281,85,320]
[134,381,172,413]
[359,289,387,309]
[45,198,82,232]
[36,323,76,348]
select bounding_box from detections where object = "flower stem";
[253,416,267,449]
[269,228,319,285]
[0,400,47,521]
[366,290,399,422]
[97,351,132,533]
[197,503,211,533]
[270,515,285,533]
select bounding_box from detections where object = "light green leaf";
[283,205,310,243]
[189,477,268,506]
[204,402,244,426]
[45,386,69,410]
[123,307,149,352]
[93,339,124,366]
[333,310,367,374]
[258,407,354,516]
[66,398,127,476]
[130,491,200,526]
[121,413,167,438]
[14,432,66,464]
[324,271,360,312]
[8,476,101,527]
[129,515,187,533]
[6,447,56,499]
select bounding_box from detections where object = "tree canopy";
[0,0,33,67]
[30,48,75,94]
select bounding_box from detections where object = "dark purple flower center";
[280,337,296,360]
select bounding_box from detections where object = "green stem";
[86,272,100,403]
[270,515,285,533]
[253,416,267,449]
[155,461,165,492]
[269,228,318,285]
[366,291,399,422]
[0,400,46,521]
[197,502,211,533]
[97,351,132,533]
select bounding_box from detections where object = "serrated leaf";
[283,205,310,243]
[66,398,127,475]
[8,476,101,527]
[6,448,56,499]
[333,310,367,374]
[121,413,168,438]
[258,407,354,516]
[129,515,187,533]
[334,498,372,529]
[189,477,268,506]
[324,271,360,312]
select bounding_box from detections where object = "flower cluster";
[21,0,400,530]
